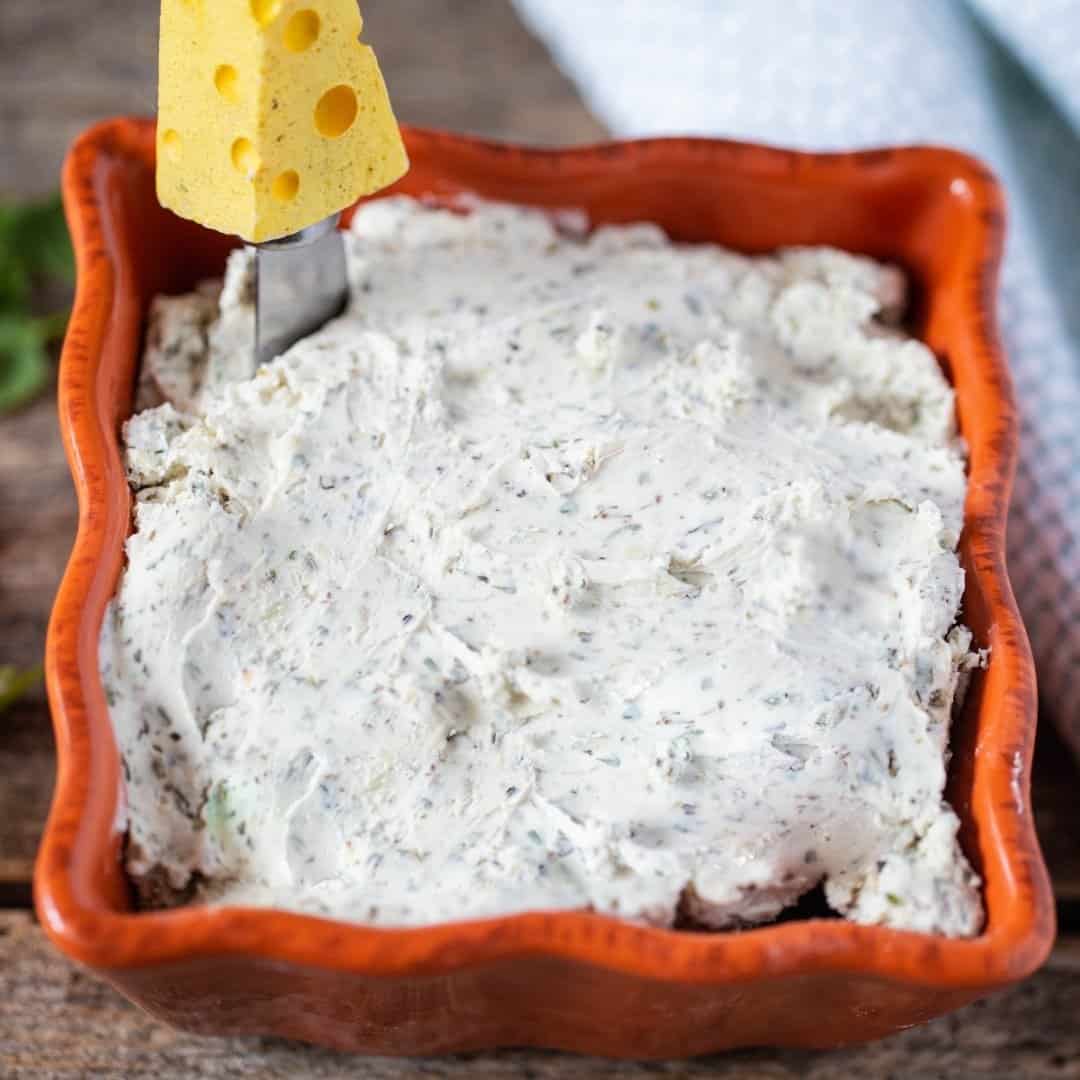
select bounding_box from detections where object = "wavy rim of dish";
[35,118,1054,989]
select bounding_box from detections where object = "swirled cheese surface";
[103,197,982,935]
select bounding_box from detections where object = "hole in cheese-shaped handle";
[231,138,260,178]
[272,171,301,202]
[284,10,321,52]
[214,65,240,102]
[250,0,283,27]
[315,85,359,138]
[161,129,183,160]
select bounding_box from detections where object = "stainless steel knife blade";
[255,213,349,369]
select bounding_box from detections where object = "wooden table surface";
[2,2,1079,1076]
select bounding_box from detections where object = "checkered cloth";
[515,0,1080,745]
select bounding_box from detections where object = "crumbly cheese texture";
[103,197,983,935]
[157,0,408,242]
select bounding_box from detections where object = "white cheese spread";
[102,196,982,935]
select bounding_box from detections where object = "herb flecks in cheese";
[102,197,982,936]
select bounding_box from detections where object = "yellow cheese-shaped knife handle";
[157,0,409,243]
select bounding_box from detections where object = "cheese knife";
[155,0,409,369]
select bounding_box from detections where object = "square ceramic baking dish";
[36,118,1053,1056]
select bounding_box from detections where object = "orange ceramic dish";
[37,118,1053,1056]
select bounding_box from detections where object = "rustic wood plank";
[0,703,54,888]
[0,371,76,682]
[1031,721,1080,903]
[2,0,1080,1073]
[0,359,71,887]
[0,912,1077,1079]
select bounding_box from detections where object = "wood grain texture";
[1033,723,1080,903]
[0,373,74,679]
[0,705,54,889]
[1,912,1079,1079]
[0,368,70,888]
[1,0,1079,1072]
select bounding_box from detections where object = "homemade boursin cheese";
[102,196,983,936]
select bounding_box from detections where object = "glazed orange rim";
[36,118,1053,987]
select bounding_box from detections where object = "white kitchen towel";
[514,0,1080,746]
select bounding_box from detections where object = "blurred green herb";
[0,194,75,414]
[0,664,43,714]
